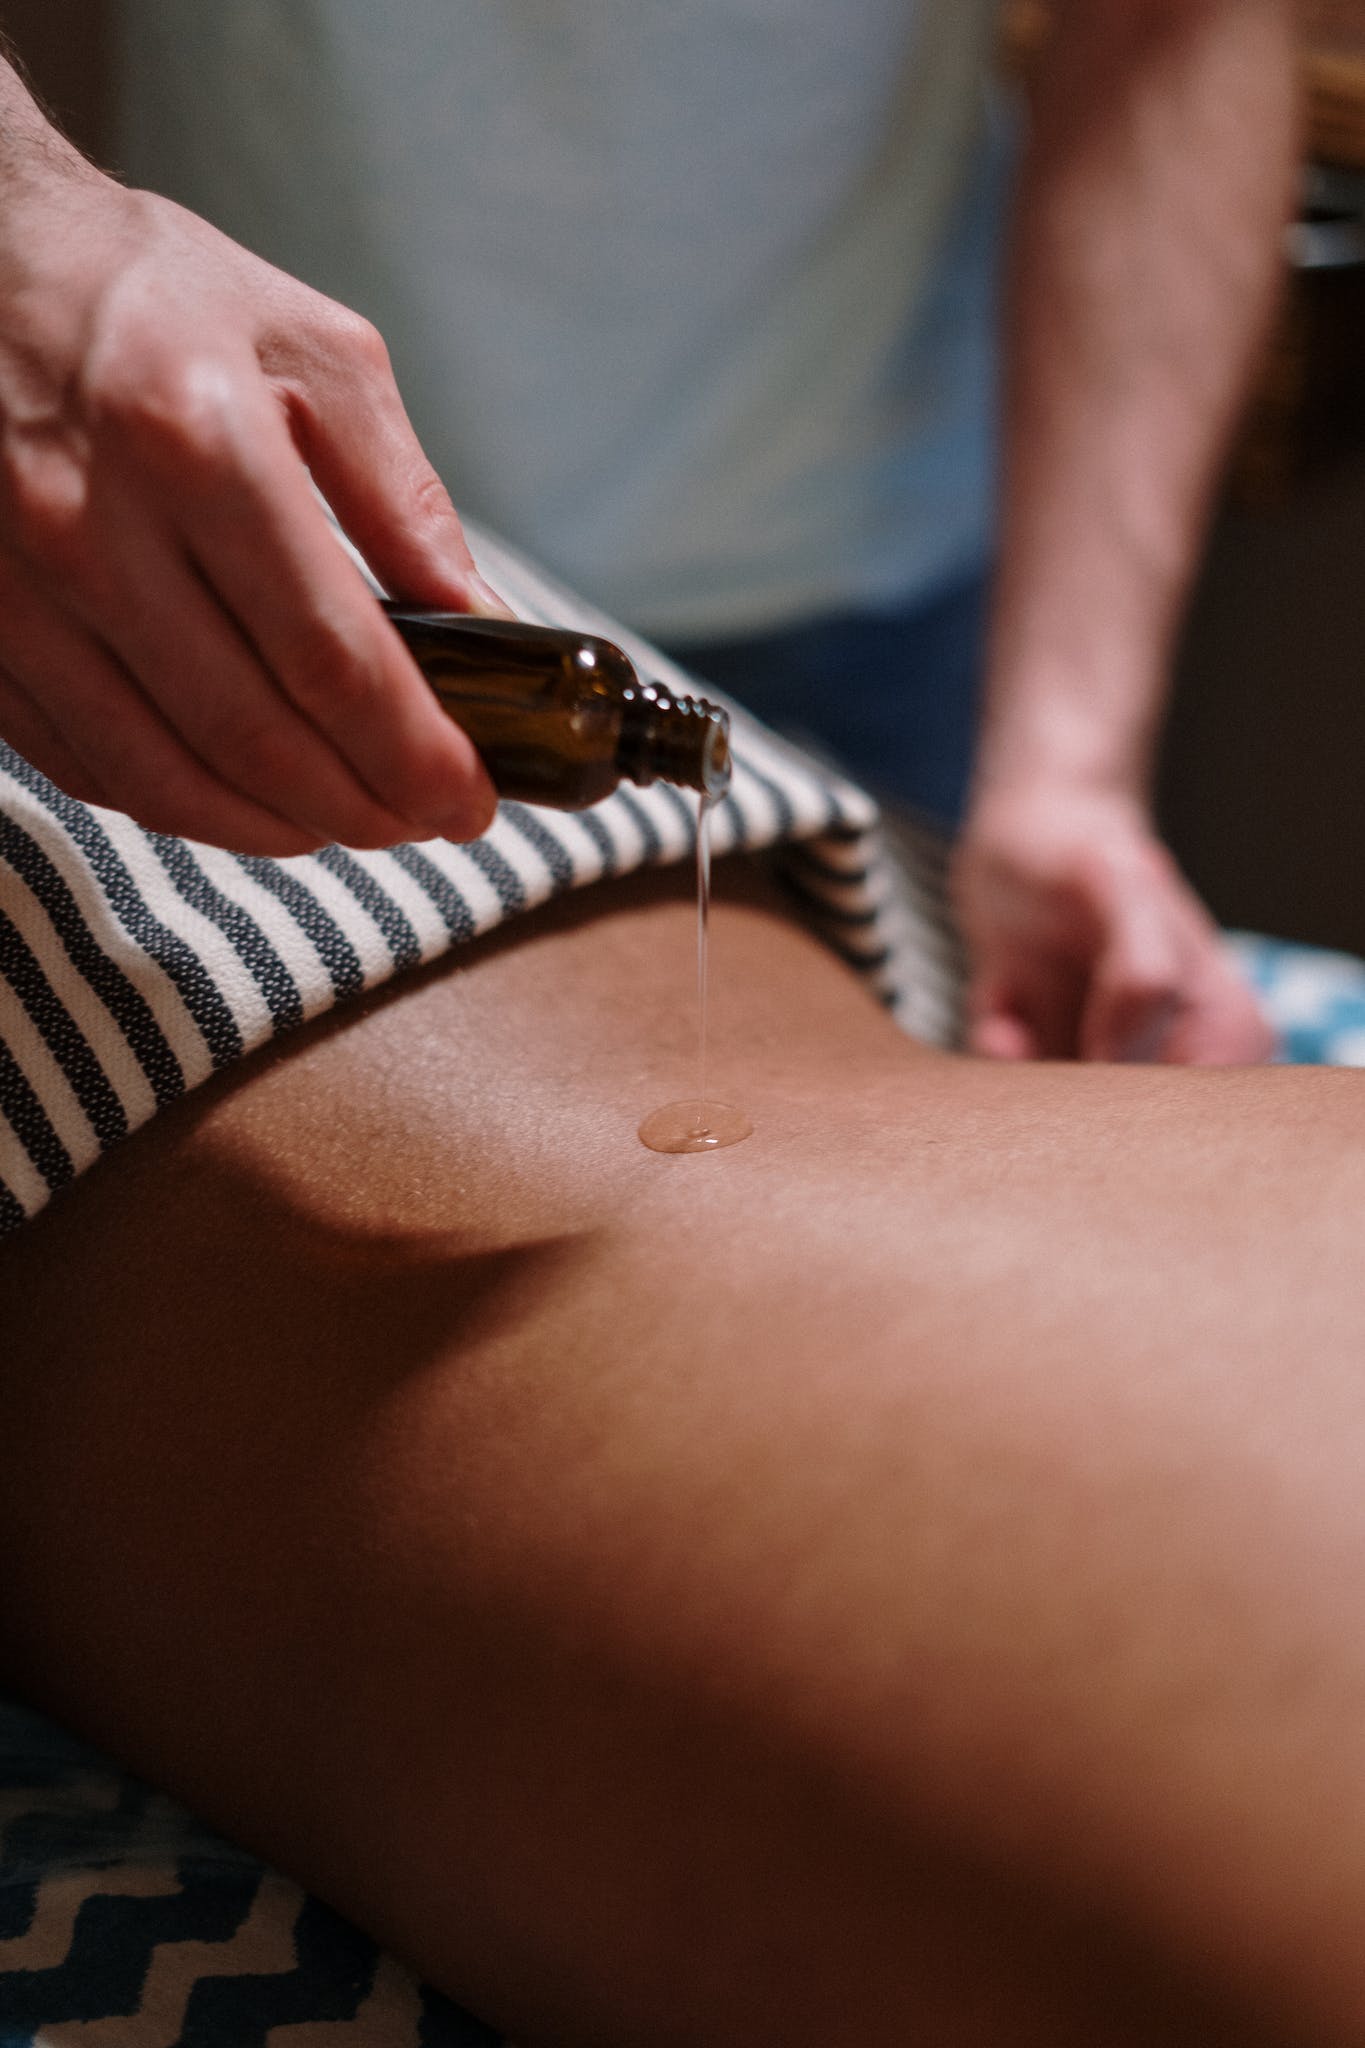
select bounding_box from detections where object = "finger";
[0,561,320,855]
[1162,942,1279,1066]
[967,1008,1039,1061]
[970,970,1084,1059]
[1083,981,1181,1064]
[1078,884,1184,1064]
[964,966,1046,1060]
[0,662,113,808]
[127,365,498,839]
[71,487,434,850]
[273,308,513,617]
[1108,993,1182,1065]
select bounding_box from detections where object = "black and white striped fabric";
[0,527,962,1235]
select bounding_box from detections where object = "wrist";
[960,762,1154,859]
[970,644,1167,814]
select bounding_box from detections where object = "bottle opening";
[617,683,731,798]
[701,712,731,799]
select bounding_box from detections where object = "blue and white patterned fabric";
[9,949,1365,2048]
[0,1699,503,2045]
[1228,931,1365,1067]
[7,531,1365,2041]
[0,526,967,2043]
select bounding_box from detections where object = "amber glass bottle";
[383,603,731,810]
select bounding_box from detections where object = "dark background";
[7,0,1365,956]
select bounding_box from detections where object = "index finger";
[137,363,498,840]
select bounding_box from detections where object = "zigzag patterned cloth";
[8,528,1365,2041]
[6,932,1365,2048]
[0,524,965,2045]
[0,1699,500,2046]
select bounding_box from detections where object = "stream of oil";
[637,792,753,1155]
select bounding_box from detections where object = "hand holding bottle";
[0,65,503,854]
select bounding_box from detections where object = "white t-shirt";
[117,0,1007,639]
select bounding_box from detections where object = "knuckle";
[96,353,243,478]
[408,459,460,532]
[286,612,383,720]
[299,291,393,381]
[330,306,392,377]
[0,439,89,572]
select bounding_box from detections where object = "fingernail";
[460,572,516,619]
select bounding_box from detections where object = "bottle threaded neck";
[616,682,731,798]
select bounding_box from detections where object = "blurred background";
[5,0,1365,955]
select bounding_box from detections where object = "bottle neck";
[615,681,731,799]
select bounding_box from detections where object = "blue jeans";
[663,570,990,832]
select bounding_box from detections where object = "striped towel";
[0,526,962,1235]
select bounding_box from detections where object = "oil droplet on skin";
[637,1099,753,1154]
[639,791,753,1155]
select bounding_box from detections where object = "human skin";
[0,861,1363,2045]
[956,0,1295,1064]
[0,52,501,854]
[0,16,1290,1066]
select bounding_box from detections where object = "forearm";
[979,0,1297,800]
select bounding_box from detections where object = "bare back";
[0,861,1361,2046]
